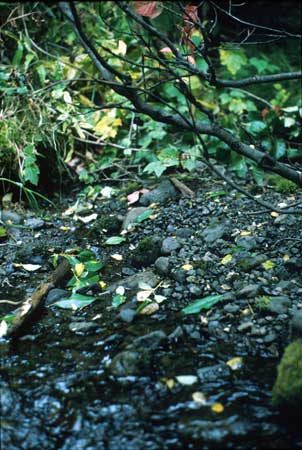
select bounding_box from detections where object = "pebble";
[161,237,181,254]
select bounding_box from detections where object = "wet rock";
[172,269,186,283]
[96,214,121,234]
[118,308,137,323]
[69,321,99,334]
[0,210,23,225]
[122,207,151,230]
[238,321,253,332]
[154,256,170,275]
[267,296,291,315]
[224,304,240,314]
[107,270,159,292]
[237,255,267,271]
[176,228,194,238]
[188,284,202,297]
[161,237,181,254]
[45,288,70,306]
[168,326,184,341]
[128,330,166,351]
[237,284,261,298]
[272,340,302,409]
[110,350,141,376]
[290,311,302,339]
[202,222,227,243]
[236,236,258,251]
[263,331,277,344]
[131,236,161,268]
[197,364,231,383]
[139,179,178,206]
[284,257,302,272]
[24,218,45,229]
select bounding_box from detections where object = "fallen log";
[1,259,71,339]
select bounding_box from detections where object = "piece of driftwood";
[4,259,71,338]
[170,176,195,197]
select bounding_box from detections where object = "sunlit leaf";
[133,1,163,19]
[262,260,275,270]
[220,254,232,265]
[53,293,96,309]
[181,294,225,315]
[211,402,224,413]
[105,236,126,245]
[226,357,244,371]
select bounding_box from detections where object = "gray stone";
[197,364,231,383]
[139,179,178,206]
[176,228,194,238]
[237,284,261,298]
[290,310,302,339]
[238,321,253,332]
[107,270,159,293]
[154,256,170,275]
[224,304,240,314]
[236,236,258,251]
[161,237,181,254]
[68,321,99,333]
[267,296,291,315]
[0,210,23,225]
[188,284,202,297]
[110,350,140,376]
[122,207,151,230]
[45,288,70,306]
[202,223,226,243]
[118,308,137,323]
[128,330,166,351]
[24,218,45,229]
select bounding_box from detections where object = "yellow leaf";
[111,254,123,261]
[226,357,243,371]
[221,254,233,265]
[271,212,279,217]
[240,231,251,236]
[211,402,224,413]
[75,262,85,277]
[283,254,290,261]
[99,281,107,289]
[165,378,175,390]
[181,264,193,271]
[78,94,94,107]
[262,260,275,270]
[113,118,122,127]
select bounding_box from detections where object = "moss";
[131,236,161,268]
[272,340,302,409]
[137,237,154,252]
[255,296,272,310]
[97,215,121,234]
[122,182,142,195]
[268,175,299,194]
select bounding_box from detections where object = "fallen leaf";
[78,213,98,223]
[0,320,8,338]
[99,281,107,289]
[111,254,123,261]
[139,301,159,315]
[116,286,125,295]
[105,236,126,245]
[271,212,279,218]
[154,294,167,303]
[75,262,85,277]
[181,294,225,315]
[165,378,175,389]
[262,260,275,270]
[220,254,233,265]
[226,357,243,370]
[283,254,290,261]
[240,231,252,236]
[181,264,193,271]
[133,1,163,19]
[127,188,149,205]
[176,375,198,385]
[101,186,115,198]
[192,391,207,405]
[16,264,42,272]
[211,402,224,413]
[137,290,152,302]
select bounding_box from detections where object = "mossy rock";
[131,236,161,268]
[272,340,302,409]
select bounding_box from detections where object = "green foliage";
[255,296,272,310]
[0,2,300,194]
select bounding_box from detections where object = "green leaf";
[246,121,267,135]
[219,49,247,75]
[206,191,227,198]
[36,64,46,86]
[53,293,96,309]
[84,260,103,272]
[105,236,126,245]
[112,294,126,308]
[0,313,16,323]
[72,274,99,290]
[181,294,225,315]
[78,250,97,261]
[0,227,8,238]
[12,41,24,66]
[143,161,166,177]
[135,209,154,223]
[274,140,286,160]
